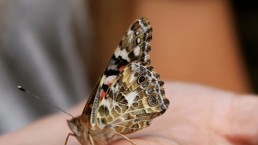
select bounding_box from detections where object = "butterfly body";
[66,17,170,145]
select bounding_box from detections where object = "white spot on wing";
[139,19,150,31]
[114,47,121,57]
[129,73,136,83]
[133,46,140,56]
[113,83,119,92]
[114,48,130,61]
[130,62,139,70]
[103,99,111,114]
[126,91,137,106]
[104,75,117,85]
[136,38,141,44]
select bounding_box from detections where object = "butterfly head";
[67,117,87,138]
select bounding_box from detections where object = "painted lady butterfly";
[65,17,170,145]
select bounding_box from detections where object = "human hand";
[0,82,257,145]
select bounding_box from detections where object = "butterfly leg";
[113,129,136,145]
[64,133,75,145]
[88,134,95,145]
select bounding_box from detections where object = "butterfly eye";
[147,96,158,107]
[137,75,146,84]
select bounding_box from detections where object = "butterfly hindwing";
[96,61,169,134]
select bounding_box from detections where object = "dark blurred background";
[232,1,258,93]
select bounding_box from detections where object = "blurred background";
[0,0,257,135]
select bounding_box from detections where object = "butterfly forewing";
[86,17,153,125]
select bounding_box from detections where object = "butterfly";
[65,17,170,145]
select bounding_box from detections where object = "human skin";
[0,82,257,145]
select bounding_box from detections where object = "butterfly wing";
[96,61,170,134]
[82,17,153,125]
[102,17,152,96]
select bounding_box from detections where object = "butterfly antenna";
[17,85,74,118]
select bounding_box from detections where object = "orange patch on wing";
[100,90,106,99]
